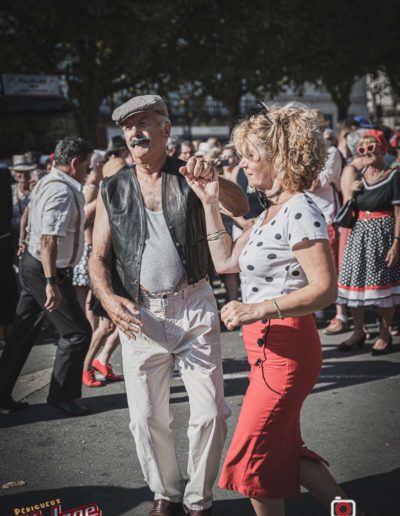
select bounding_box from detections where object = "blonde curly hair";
[232,102,327,192]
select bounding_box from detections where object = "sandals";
[337,333,366,351]
[323,318,350,335]
[371,335,393,356]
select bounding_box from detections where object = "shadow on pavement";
[0,393,129,429]
[1,354,398,428]
[322,340,400,360]
[0,485,152,516]
[215,467,400,515]
[0,469,398,515]
[314,359,400,394]
[222,357,249,374]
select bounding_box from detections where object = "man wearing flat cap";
[89,94,249,516]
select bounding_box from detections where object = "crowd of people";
[0,93,399,515]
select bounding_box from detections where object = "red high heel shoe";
[92,358,124,381]
[82,369,103,387]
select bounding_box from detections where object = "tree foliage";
[0,0,398,141]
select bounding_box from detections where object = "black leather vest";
[101,156,210,303]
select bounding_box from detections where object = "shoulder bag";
[333,195,359,228]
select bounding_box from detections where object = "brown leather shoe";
[148,499,184,516]
[183,504,212,515]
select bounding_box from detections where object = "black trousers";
[0,234,18,325]
[0,251,91,402]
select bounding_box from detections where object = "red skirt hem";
[218,446,329,499]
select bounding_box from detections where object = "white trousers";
[119,279,230,511]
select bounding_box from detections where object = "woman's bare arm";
[340,165,357,203]
[273,239,338,315]
[386,205,400,268]
[203,200,253,273]
[221,239,337,329]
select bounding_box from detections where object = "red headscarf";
[363,129,388,154]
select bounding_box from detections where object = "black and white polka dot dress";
[239,193,328,303]
[72,241,92,287]
[338,168,400,307]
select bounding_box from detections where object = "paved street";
[1,316,400,516]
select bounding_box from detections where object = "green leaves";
[1,0,397,139]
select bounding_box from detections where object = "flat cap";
[112,95,169,126]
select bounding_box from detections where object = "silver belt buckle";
[140,287,176,299]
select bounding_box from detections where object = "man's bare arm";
[17,206,30,256]
[41,234,61,312]
[88,193,113,301]
[89,191,142,339]
[218,176,249,217]
[84,198,97,229]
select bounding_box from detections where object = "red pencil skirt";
[218,315,328,499]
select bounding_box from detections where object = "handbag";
[333,195,359,228]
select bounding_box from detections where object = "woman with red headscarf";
[337,129,400,354]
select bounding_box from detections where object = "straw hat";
[11,152,37,172]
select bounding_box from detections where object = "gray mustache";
[130,136,151,147]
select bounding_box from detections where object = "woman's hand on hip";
[221,300,264,330]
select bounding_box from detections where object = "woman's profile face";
[239,135,274,191]
[357,137,385,167]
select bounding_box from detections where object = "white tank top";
[140,207,186,293]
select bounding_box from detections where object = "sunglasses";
[356,142,379,155]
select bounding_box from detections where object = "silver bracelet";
[271,298,284,319]
[207,230,228,241]
[207,229,226,237]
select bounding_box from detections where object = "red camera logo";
[331,496,356,516]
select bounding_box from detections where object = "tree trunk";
[70,83,102,144]
[325,78,354,120]
[74,96,101,144]
[386,65,400,99]
[224,86,244,129]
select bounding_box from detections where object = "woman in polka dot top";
[185,102,366,516]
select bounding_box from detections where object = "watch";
[46,276,58,285]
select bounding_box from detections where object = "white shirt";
[307,146,342,224]
[239,193,328,304]
[27,167,85,268]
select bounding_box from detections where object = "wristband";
[46,276,58,285]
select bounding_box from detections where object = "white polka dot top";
[239,193,328,303]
